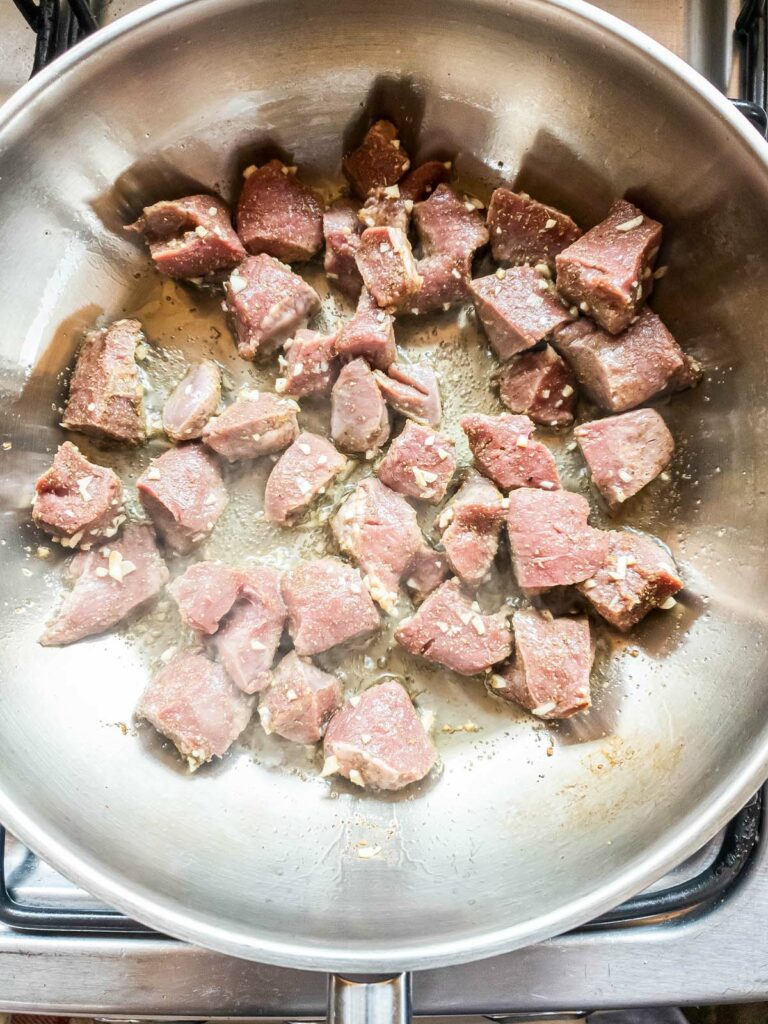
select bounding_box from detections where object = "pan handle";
[328,972,411,1024]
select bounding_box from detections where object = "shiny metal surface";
[1,0,768,976]
[329,974,410,1024]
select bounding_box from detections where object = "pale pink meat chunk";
[331,357,391,454]
[461,413,560,492]
[374,361,442,426]
[202,390,299,462]
[404,544,451,603]
[399,161,451,202]
[259,652,342,744]
[487,188,581,268]
[323,199,363,298]
[407,253,471,315]
[277,329,338,398]
[40,523,168,646]
[413,184,489,259]
[236,160,323,263]
[355,226,422,311]
[162,360,221,442]
[497,345,577,427]
[438,470,504,587]
[167,561,243,635]
[323,681,436,790]
[376,421,456,504]
[335,288,397,371]
[264,432,347,524]
[358,187,410,232]
[342,120,411,198]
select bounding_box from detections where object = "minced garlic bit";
[320,755,339,777]
[296,478,312,495]
[561,384,574,398]
[412,466,437,490]
[463,721,479,733]
[544,218,557,230]
[615,215,644,232]
[292,363,304,378]
[659,596,677,610]
[531,702,556,717]
[207,205,218,217]
[274,378,287,393]
[250,639,266,651]
[654,265,669,279]
[349,694,361,707]
[36,545,51,559]
[516,434,529,448]
[243,164,256,178]
[229,273,247,294]
[145,466,161,481]
[286,689,299,701]
[618,468,633,483]
[357,844,381,859]
[77,476,93,502]
[495,267,506,280]
[108,549,125,582]
[195,225,209,238]
[94,567,109,578]
[490,674,507,690]
[383,184,400,198]
[348,769,366,788]
[534,261,551,278]
[540,480,556,490]
[471,614,486,636]
[298,443,311,455]
[1,441,12,451]
[361,733,372,744]
[579,301,590,313]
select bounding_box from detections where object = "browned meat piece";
[62,319,145,445]
[575,409,674,509]
[335,288,397,371]
[497,345,577,427]
[438,469,504,587]
[167,561,243,635]
[137,649,254,769]
[577,531,683,631]
[506,489,610,589]
[331,357,390,454]
[555,199,662,334]
[202,390,299,462]
[209,566,286,693]
[355,226,422,311]
[225,255,321,360]
[461,412,560,492]
[137,444,228,553]
[162,360,221,442]
[282,556,381,655]
[127,195,246,280]
[487,188,581,268]
[40,523,168,646]
[264,432,347,524]
[32,442,124,549]
[552,309,694,413]
[396,578,512,676]
[276,329,338,399]
[407,253,471,315]
[342,120,411,199]
[376,421,457,504]
[236,160,323,263]
[259,652,342,744]
[358,186,410,232]
[323,681,436,790]
[470,266,574,361]
[323,199,363,298]
[399,160,451,202]
[404,544,451,603]
[493,610,593,719]
[332,477,423,612]
[413,184,489,259]
[673,352,704,391]
[374,361,442,426]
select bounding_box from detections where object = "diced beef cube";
[399,160,451,202]
[276,329,338,398]
[32,442,124,548]
[323,681,436,791]
[577,531,683,631]
[358,186,410,232]
[225,255,321,360]
[461,412,560,492]
[323,199,364,298]
[342,120,411,198]
[162,360,221,442]
[40,523,168,646]
[470,266,574,361]
[167,561,242,635]
[137,649,253,769]
[202,390,299,462]
[395,578,512,676]
[374,361,442,426]
[282,556,380,655]
[487,188,581,268]
[137,444,228,553]
[62,319,145,444]
[413,184,489,259]
[332,477,423,612]
[264,432,347,524]
[438,469,504,587]
[506,489,610,589]
[555,199,662,334]
[497,345,577,427]
[376,421,456,504]
[236,160,323,263]
[355,226,422,311]
[552,309,693,413]
[331,357,391,454]
[493,610,593,719]
[259,651,342,744]
[127,195,246,280]
[407,253,471,315]
[335,288,396,371]
[673,352,704,392]
[404,544,451,603]
[209,566,286,693]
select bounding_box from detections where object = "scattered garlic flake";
[348,769,366,788]
[531,702,556,717]
[659,596,678,610]
[320,755,339,777]
[615,215,644,232]
[108,549,125,582]
[146,466,161,481]
[77,476,93,502]
[357,844,381,860]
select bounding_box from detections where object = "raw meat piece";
[202,390,299,462]
[264,432,347,524]
[487,188,581,268]
[282,556,380,655]
[374,361,442,426]
[494,610,593,719]
[323,198,363,298]
[575,408,674,508]
[460,412,560,491]
[167,561,243,635]
[404,544,451,603]
[32,441,124,548]
[276,329,338,398]
[407,253,471,315]
[555,199,662,334]
[470,266,574,361]
[225,254,320,360]
[331,357,391,454]
[413,184,488,258]
[376,421,456,504]
[497,345,577,427]
[236,160,323,263]
[395,578,512,676]
[62,319,145,445]
[355,226,422,311]
[399,161,451,202]
[335,288,396,371]
[438,469,504,587]
[137,444,228,554]
[358,186,410,232]
[323,680,436,790]
[506,489,610,589]
[342,120,411,198]
[40,523,168,646]
[127,195,246,280]
[259,652,342,744]
[577,531,683,631]
[162,360,221,442]
[137,649,253,769]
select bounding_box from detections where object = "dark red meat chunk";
[162,360,221,442]
[399,160,451,202]
[236,160,323,263]
[413,184,488,259]
[407,253,471,315]
[404,544,451,603]
[497,345,577,427]
[461,412,560,492]
[167,561,243,635]
[487,188,581,268]
[323,198,364,298]
[202,390,299,462]
[276,329,338,398]
[355,226,422,311]
[331,357,391,454]
[376,421,456,504]
[358,186,410,232]
[264,432,347,524]
[335,288,396,371]
[259,651,342,744]
[342,120,411,199]
[374,361,442,426]
[438,469,504,587]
